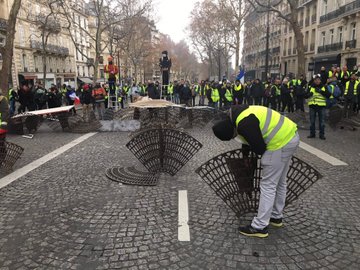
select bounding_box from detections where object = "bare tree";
[61,0,152,83]
[249,0,305,76]
[189,0,234,80]
[0,0,22,95]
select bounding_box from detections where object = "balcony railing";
[30,40,69,56]
[320,0,360,23]
[272,46,280,53]
[345,39,357,48]
[317,42,343,53]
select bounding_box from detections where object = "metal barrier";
[126,127,203,176]
[0,141,24,171]
[196,149,322,217]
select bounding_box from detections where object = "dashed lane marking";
[299,141,348,166]
[0,132,98,190]
[178,190,190,241]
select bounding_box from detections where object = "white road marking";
[0,132,97,190]
[299,141,348,166]
[178,190,190,241]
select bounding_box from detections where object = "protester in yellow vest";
[305,75,331,139]
[212,104,299,238]
[210,83,220,109]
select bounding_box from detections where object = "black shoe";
[319,135,326,140]
[239,225,268,238]
[269,218,283,228]
[307,134,315,138]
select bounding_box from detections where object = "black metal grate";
[126,128,203,176]
[103,108,115,120]
[67,112,101,133]
[105,166,159,186]
[0,141,24,171]
[196,149,322,217]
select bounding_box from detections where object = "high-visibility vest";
[345,80,358,96]
[235,106,297,151]
[8,88,14,100]
[224,89,233,102]
[233,84,242,92]
[308,86,327,106]
[273,85,281,96]
[104,64,119,80]
[168,84,174,94]
[340,71,350,79]
[211,88,220,102]
[123,86,129,94]
[194,85,199,93]
[0,96,9,133]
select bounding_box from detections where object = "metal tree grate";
[67,112,101,133]
[195,149,322,217]
[105,166,159,186]
[0,141,24,171]
[126,127,203,176]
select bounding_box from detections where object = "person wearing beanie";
[212,104,299,238]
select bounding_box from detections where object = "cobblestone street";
[0,122,359,270]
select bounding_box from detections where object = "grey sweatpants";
[252,132,300,230]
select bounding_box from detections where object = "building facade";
[242,0,360,80]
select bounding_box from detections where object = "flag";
[236,67,245,84]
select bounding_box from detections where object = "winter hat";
[212,116,235,141]
[83,84,89,90]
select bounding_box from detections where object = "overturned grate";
[126,127,203,176]
[0,141,24,171]
[67,111,101,133]
[196,149,322,217]
[106,166,159,186]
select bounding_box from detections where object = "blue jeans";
[309,106,325,136]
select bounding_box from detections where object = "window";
[338,27,343,43]
[323,0,328,15]
[321,31,326,46]
[22,54,27,71]
[330,29,334,44]
[351,23,356,40]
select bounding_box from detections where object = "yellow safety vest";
[273,85,281,96]
[235,106,297,151]
[234,84,242,92]
[308,86,327,107]
[345,81,359,96]
[168,85,174,94]
[211,88,220,102]
[225,89,233,102]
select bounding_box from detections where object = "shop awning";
[77,77,93,84]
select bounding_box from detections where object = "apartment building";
[242,6,282,80]
[242,0,360,80]
[316,0,360,72]
[11,0,76,88]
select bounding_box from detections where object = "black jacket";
[231,105,266,155]
[147,83,160,99]
[179,85,192,101]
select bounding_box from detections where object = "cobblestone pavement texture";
[0,119,360,269]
